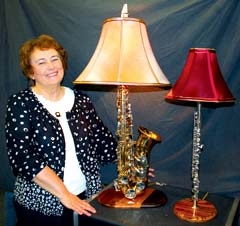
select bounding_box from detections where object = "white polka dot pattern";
[5,88,117,216]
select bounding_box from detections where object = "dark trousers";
[14,192,86,226]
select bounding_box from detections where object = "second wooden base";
[98,187,167,208]
[173,198,217,223]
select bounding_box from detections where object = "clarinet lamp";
[165,48,235,222]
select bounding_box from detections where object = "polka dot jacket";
[5,88,117,216]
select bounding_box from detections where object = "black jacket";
[5,88,117,216]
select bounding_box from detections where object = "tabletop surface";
[78,184,239,226]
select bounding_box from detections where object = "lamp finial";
[121,4,128,18]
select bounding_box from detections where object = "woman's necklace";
[32,86,65,102]
[32,86,67,118]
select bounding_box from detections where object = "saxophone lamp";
[74,4,170,207]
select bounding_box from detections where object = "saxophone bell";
[114,85,162,199]
[115,125,161,199]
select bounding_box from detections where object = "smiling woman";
[30,49,64,94]
[4,34,117,226]
[1,1,240,226]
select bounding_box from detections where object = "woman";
[5,34,117,226]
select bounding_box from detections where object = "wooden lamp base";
[173,198,217,223]
[98,187,167,208]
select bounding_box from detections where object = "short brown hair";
[20,34,67,81]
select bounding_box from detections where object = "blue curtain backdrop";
[1,0,240,198]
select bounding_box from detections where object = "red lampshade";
[166,48,235,103]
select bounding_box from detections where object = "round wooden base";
[98,187,167,208]
[173,198,217,223]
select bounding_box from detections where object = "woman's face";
[30,48,64,87]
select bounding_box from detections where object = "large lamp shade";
[74,17,170,87]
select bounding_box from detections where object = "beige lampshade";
[74,17,170,87]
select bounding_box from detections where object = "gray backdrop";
[1,0,240,199]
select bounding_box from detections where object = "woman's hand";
[33,166,96,216]
[59,192,96,216]
[148,167,155,178]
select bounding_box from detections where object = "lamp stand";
[98,85,167,208]
[173,102,217,222]
[113,85,164,199]
[114,85,135,196]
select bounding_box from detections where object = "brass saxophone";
[114,85,161,199]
